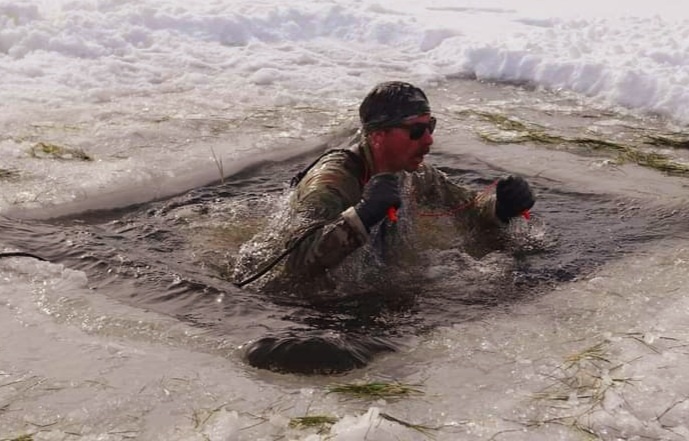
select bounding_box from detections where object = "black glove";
[495,175,535,223]
[354,173,401,231]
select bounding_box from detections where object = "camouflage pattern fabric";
[281,138,501,279]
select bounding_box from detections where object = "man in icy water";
[242,81,535,374]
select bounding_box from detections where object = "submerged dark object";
[0,251,47,261]
[244,331,398,374]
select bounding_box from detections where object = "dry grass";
[210,147,225,184]
[379,412,439,438]
[456,109,689,176]
[327,381,424,399]
[287,412,439,439]
[645,134,689,149]
[28,142,92,161]
[288,415,338,433]
[0,168,20,180]
[3,435,34,441]
[191,404,228,429]
[525,340,638,439]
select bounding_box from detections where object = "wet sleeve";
[411,163,501,226]
[284,167,368,277]
[285,206,368,277]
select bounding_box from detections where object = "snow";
[1,0,688,122]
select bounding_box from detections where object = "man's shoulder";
[300,149,362,187]
[291,149,365,212]
[317,149,357,167]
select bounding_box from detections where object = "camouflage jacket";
[282,139,501,279]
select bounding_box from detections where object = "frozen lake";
[2,78,689,441]
[2,0,689,439]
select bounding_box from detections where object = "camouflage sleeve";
[410,163,501,226]
[283,154,368,277]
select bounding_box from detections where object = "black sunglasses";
[394,116,436,140]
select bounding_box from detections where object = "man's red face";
[374,114,434,173]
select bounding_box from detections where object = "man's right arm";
[283,159,369,277]
[283,154,402,278]
[284,201,369,277]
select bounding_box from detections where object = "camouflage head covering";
[359,81,431,133]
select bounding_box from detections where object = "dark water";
[1,147,686,363]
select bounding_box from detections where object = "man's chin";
[405,160,424,172]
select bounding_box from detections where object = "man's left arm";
[410,163,534,225]
[410,164,498,225]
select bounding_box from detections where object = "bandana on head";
[359,81,431,133]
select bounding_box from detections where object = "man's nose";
[418,134,432,156]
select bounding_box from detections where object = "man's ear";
[368,130,386,149]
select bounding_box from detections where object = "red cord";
[387,206,398,222]
[387,180,530,222]
[417,180,498,218]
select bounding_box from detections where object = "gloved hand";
[495,175,535,223]
[354,173,401,231]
